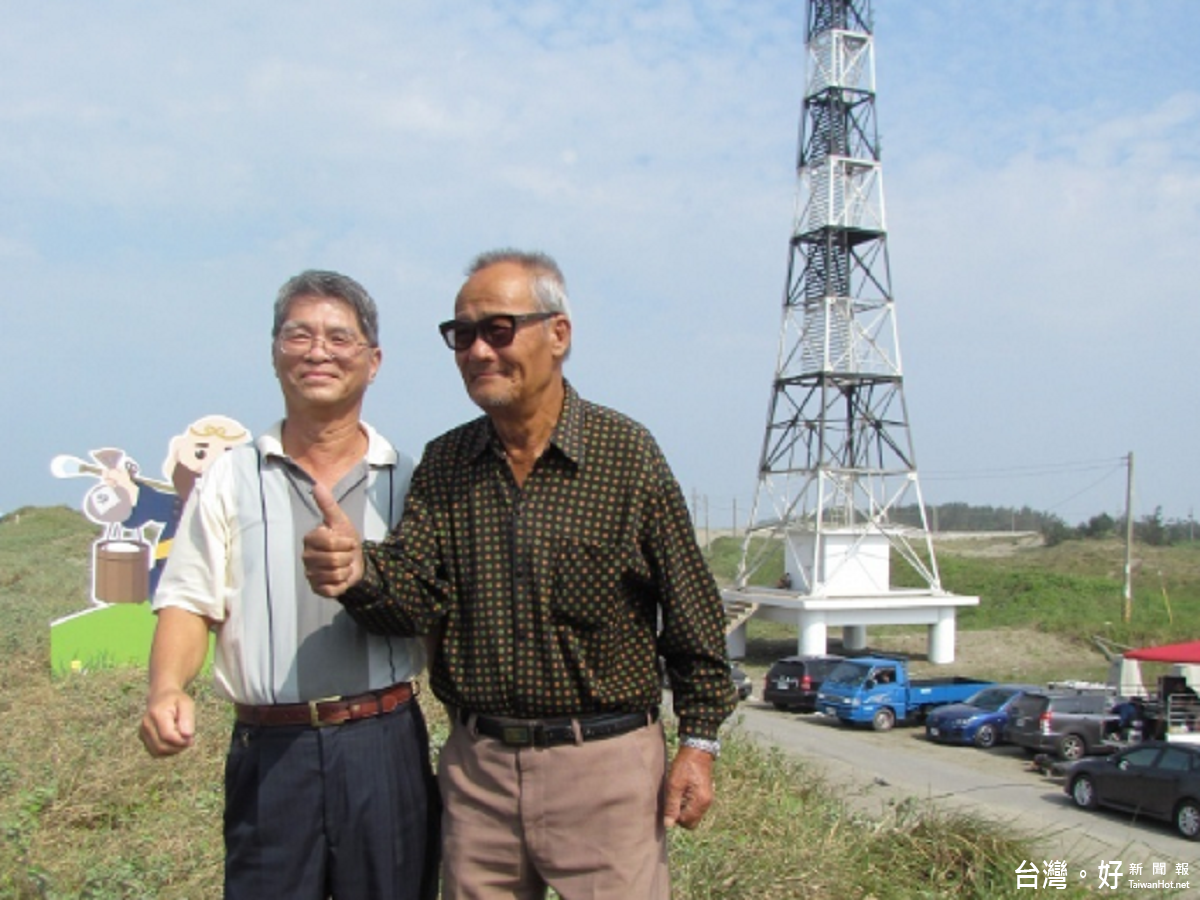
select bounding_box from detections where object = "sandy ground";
[865,628,1111,683]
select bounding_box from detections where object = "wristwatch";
[680,736,721,759]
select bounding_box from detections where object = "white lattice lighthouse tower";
[728,0,976,664]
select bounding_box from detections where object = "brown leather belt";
[235,681,414,728]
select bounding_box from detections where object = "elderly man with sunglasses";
[303,249,736,900]
[140,271,438,900]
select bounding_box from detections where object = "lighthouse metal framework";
[735,0,940,598]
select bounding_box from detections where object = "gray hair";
[466,249,572,320]
[272,270,380,346]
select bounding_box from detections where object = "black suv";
[1003,689,1119,761]
[763,655,845,712]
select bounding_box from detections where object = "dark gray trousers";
[223,700,439,900]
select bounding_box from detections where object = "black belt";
[460,708,658,748]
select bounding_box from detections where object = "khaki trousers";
[438,716,670,900]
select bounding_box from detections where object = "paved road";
[730,699,1199,878]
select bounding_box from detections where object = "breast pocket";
[550,537,624,632]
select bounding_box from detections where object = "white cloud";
[0,235,39,261]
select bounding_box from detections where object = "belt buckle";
[501,725,534,746]
[308,695,342,728]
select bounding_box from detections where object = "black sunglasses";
[438,312,559,351]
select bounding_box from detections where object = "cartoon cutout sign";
[52,414,250,606]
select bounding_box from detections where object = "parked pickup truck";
[817,656,994,731]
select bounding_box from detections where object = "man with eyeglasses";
[303,249,735,900]
[139,270,438,900]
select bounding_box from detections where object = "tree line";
[891,502,1196,547]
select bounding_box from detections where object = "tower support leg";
[842,625,868,652]
[726,623,747,660]
[927,609,957,664]
[798,612,828,657]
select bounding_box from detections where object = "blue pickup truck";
[816,656,993,731]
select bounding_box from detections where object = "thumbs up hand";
[303,482,365,597]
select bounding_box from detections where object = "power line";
[920,457,1126,482]
[1043,465,1125,514]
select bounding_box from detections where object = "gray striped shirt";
[153,420,423,705]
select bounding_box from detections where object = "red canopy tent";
[1123,640,1200,664]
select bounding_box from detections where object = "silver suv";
[1003,690,1119,761]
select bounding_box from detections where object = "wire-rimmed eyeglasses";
[275,325,371,361]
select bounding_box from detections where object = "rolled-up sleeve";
[152,458,233,624]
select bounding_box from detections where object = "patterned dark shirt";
[341,382,736,740]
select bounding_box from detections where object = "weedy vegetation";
[3,506,1194,898]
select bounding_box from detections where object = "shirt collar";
[465,379,585,468]
[552,381,585,466]
[256,419,398,467]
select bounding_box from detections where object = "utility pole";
[1123,451,1134,623]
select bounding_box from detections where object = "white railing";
[1164,694,1200,742]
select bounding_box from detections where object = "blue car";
[925,684,1039,748]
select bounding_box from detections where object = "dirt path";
[740,627,1115,689]
[868,628,1112,683]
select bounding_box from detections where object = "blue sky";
[5,0,1197,530]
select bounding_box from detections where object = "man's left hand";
[663,745,715,829]
[303,482,365,597]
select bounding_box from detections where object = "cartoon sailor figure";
[105,415,249,596]
[53,415,250,602]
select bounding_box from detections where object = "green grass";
[706,535,784,588]
[931,542,1200,647]
[0,506,97,661]
[2,507,1187,898]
